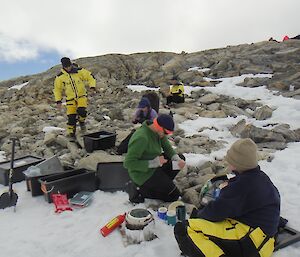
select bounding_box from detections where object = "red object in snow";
[283,35,290,41]
[52,193,73,213]
[100,213,126,237]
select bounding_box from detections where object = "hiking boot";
[79,122,86,133]
[125,181,144,204]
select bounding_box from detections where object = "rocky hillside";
[0,40,299,206]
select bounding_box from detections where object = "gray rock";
[182,189,201,208]
[240,124,286,143]
[78,151,124,171]
[221,103,252,118]
[198,94,220,104]
[253,105,273,120]
[272,124,299,142]
[256,142,287,150]
[43,132,57,146]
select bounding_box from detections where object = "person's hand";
[219,181,228,189]
[177,159,186,169]
[90,87,97,95]
[149,156,167,168]
[159,156,168,166]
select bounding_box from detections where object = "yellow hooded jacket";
[53,67,96,103]
[170,83,184,97]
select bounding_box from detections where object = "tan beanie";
[225,138,258,172]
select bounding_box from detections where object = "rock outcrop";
[0,40,299,207]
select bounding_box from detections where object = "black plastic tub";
[0,156,44,186]
[96,162,130,192]
[83,131,117,153]
[25,165,74,197]
[38,169,97,203]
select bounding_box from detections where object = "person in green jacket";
[124,114,186,203]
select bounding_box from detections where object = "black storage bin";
[83,131,117,153]
[96,162,130,192]
[38,169,97,203]
[26,174,54,197]
[0,156,44,186]
[25,165,74,197]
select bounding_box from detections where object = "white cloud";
[0,34,38,62]
[0,0,299,61]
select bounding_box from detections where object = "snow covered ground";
[0,74,300,257]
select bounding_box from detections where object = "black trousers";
[139,160,181,202]
[167,95,185,105]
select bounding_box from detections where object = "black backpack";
[142,92,160,114]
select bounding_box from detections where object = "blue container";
[213,188,221,198]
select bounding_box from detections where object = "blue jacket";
[197,166,281,236]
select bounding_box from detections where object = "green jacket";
[124,121,176,186]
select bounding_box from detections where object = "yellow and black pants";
[174,219,275,257]
[66,96,87,136]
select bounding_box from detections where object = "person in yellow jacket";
[53,57,96,138]
[166,76,185,107]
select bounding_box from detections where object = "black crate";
[25,165,74,197]
[26,174,54,197]
[38,169,97,203]
[96,162,130,192]
[83,131,117,153]
[0,156,44,186]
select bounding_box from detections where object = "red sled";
[51,193,73,213]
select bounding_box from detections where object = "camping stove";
[121,208,156,245]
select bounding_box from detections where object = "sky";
[0,72,300,256]
[0,0,299,81]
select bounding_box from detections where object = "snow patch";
[42,126,65,133]
[8,81,29,90]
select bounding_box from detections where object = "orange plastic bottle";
[100,213,126,237]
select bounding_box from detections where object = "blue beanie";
[157,114,174,131]
[138,97,151,108]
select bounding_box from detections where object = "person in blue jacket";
[132,97,158,124]
[174,138,281,257]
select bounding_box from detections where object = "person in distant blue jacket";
[174,138,281,257]
[132,97,158,124]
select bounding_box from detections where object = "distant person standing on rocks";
[282,35,300,41]
[53,57,96,138]
[282,35,290,41]
[166,76,185,108]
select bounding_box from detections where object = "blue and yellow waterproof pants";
[174,218,275,257]
[66,97,87,136]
